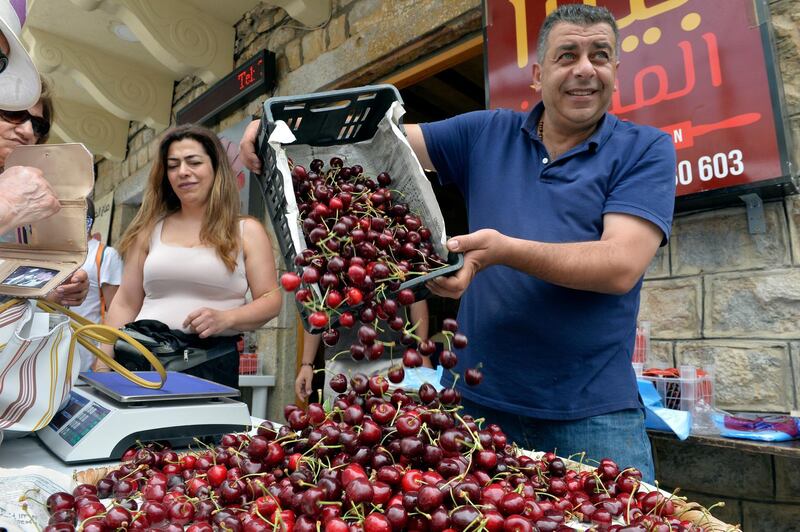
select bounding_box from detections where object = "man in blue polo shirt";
[238,3,674,482]
[406,4,675,482]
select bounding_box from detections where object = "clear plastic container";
[239,353,263,375]
[633,321,650,365]
[641,364,714,412]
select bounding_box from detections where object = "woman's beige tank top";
[136,219,248,333]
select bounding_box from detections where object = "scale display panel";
[49,392,110,446]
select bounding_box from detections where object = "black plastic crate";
[255,85,463,332]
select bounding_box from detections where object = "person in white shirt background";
[72,197,123,371]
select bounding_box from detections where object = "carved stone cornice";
[27,28,172,129]
[50,98,129,161]
[270,0,331,27]
[72,0,233,84]
[22,0,328,164]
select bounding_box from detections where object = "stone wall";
[639,200,800,412]
[639,0,800,415]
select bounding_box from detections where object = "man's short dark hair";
[536,4,620,63]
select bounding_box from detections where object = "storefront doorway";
[383,36,485,333]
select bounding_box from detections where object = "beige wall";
[94,0,800,420]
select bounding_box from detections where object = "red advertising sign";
[485,0,792,199]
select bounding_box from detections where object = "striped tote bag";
[0,299,77,433]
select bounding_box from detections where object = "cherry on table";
[104,506,132,529]
[47,509,76,526]
[387,365,405,384]
[72,484,97,498]
[504,515,534,532]
[367,342,384,360]
[357,325,377,345]
[325,518,349,532]
[43,525,75,532]
[449,506,481,530]
[75,500,105,522]
[439,387,462,406]
[46,492,75,514]
[357,419,382,446]
[368,374,389,395]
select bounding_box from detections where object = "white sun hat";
[0,0,40,111]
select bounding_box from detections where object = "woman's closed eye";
[168,158,203,169]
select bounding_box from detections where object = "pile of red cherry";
[37,159,710,531]
[41,376,706,531]
[279,157,449,334]
[279,158,482,385]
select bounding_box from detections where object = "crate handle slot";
[338,124,354,140]
[309,99,353,113]
[357,92,378,101]
[360,107,371,121]
[284,103,306,111]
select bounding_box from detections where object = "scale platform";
[37,371,252,464]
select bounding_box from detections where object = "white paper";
[0,466,72,531]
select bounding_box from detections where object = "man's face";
[532,22,618,134]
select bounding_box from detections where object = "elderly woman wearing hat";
[0,0,88,305]
[0,0,60,235]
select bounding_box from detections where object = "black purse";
[114,319,237,373]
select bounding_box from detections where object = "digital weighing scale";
[37,371,252,464]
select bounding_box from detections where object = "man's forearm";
[501,236,644,295]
